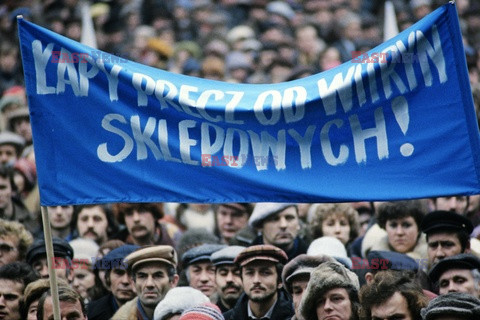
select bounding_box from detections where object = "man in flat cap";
[112,245,179,320]
[420,210,474,270]
[428,253,480,298]
[88,244,139,320]
[210,245,245,312]
[282,254,335,320]
[248,203,307,261]
[223,244,294,320]
[26,237,74,282]
[182,244,226,299]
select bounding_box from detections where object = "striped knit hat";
[179,303,224,320]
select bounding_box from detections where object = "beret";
[0,131,25,148]
[69,238,99,265]
[125,245,178,273]
[182,244,226,267]
[420,210,473,235]
[234,244,288,267]
[100,244,140,270]
[421,292,480,320]
[307,237,352,269]
[428,253,480,284]
[210,246,245,266]
[282,254,335,294]
[367,250,419,272]
[300,261,359,320]
[26,237,74,264]
[248,203,297,228]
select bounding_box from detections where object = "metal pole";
[40,206,62,320]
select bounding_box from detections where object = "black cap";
[420,210,473,235]
[428,253,480,284]
[26,238,74,265]
[367,250,419,272]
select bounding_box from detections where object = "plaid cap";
[210,246,245,266]
[182,244,227,267]
[234,244,288,267]
[125,245,177,273]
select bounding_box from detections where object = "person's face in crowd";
[188,261,216,298]
[315,287,352,320]
[42,296,86,320]
[262,206,300,251]
[0,176,12,210]
[216,204,249,243]
[0,145,17,166]
[291,275,310,320]
[134,262,178,309]
[385,216,419,253]
[27,299,40,320]
[0,236,19,266]
[77,206,109,245]
[47,206,74,230]
[438,269,480,297]
[72,268,96,300]
[427,232,463,267]
[0,279,23,320]
[321,213,351,245]
[124,209,156,243]
[12,117,32,143]
[434,196,468,214]
[242,261,280,304]
[109,268,136,305]
[32,257,72,281]
[370,291,412,320]
[215,264,243,307]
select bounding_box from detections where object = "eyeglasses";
[0,243,16,253]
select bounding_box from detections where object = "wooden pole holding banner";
[40,206,62,320]
[16,14,61,320]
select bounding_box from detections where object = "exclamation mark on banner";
[392,96,414,157]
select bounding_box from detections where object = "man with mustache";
[210,245,245,312]
[112,203,175,247]
[223,244,294,320]
[420,210,474,271]
[74,204,118,246]
[88,244,139,320]
[112,245,179,320]
[248,203,307,261]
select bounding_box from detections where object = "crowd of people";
[0,0,480,319]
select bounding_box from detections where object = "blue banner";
[18,3,480,205]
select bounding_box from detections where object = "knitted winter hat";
[153,287,209,320]
[300,261,359,320]
[179,303,225,320]
[420,292,480,320]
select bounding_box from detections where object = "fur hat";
[154,287,209,320]
[300,261,359,320]
[420,292,480,320]
[281,254,335,294]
